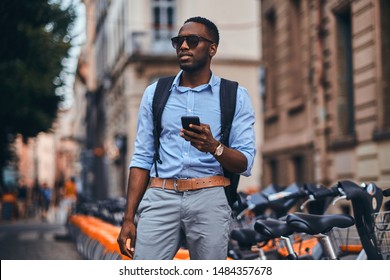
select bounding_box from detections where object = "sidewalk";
[0,207,83,260]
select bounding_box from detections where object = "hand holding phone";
[181,116,200,133]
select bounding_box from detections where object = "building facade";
[260,0,390,189]
[77,0,263,199]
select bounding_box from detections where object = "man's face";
[175,22,217,72]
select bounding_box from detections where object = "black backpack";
[152,76,240,207]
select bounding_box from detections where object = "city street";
[1,3,390,280]
[0,214,83,260]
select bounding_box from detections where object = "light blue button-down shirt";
[130,71,256,179]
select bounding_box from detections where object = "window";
[259,66,267,112]
[263,8,277,110]
[269,159,278,185]
[380,0,390,130]
[151,0,176,52]
[335,5,355,137]
[289,0,302,99]
[292,155,304,184]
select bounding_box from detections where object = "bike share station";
[64,179,390,261]
[5,180,386,280]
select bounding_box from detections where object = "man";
[117,16,256,260]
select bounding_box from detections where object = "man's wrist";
[122,216,135,223]
[213,142,224,157]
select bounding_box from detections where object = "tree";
[0,0,76,184]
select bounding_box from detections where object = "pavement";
[0,207,83,260]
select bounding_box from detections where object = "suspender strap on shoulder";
[152,76,175,177]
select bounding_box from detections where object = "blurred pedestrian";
[16,180,28,219]
[40,183,52,222]
[61,177,78,221]
[1,186,17,222]
[31,182,42,218]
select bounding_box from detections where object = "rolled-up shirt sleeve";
[229,86,256,177]
[129,83,157,170]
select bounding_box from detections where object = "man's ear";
[209,44,218,57]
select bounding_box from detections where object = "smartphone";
[181,116,200,133]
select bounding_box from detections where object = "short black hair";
[184,16,220,45]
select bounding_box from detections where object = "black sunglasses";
[171,35,215,49]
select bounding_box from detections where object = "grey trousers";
[133,186,232,260]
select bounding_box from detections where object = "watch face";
[216,145,223,156]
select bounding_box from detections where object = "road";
[0,214,83,260]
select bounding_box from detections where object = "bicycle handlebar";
[267,190,307,202]
[310,186,341,199]
[267,183,333,202]
[335,180,384,259]
[383,188,390,197]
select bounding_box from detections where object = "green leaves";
[0,0,77,173]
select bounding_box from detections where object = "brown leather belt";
[149,176,230,192]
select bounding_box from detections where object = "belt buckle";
[173,178,188,192]
[173,179,179,192]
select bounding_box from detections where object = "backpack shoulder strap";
[152,76,175,177]
[219,78,241,207]
[219,78,238,146]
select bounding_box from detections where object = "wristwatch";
[214,142,224,157]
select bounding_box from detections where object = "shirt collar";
[171,70,220,94]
